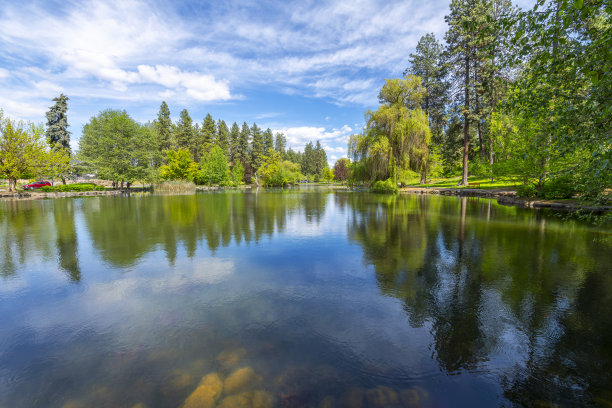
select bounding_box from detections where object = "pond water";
[0,188,611,408]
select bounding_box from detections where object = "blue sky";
[0,0,534,165]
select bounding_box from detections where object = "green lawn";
[407,176,518,190]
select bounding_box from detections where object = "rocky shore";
[400,187,611,213]
[0,189,124,200]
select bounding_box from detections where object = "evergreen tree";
[154,101,173,153]
[217,119,230,157]
[274,132,287,157]
[250,123,265,171]
[229,122,240,162]
[263,128,274,154]
[445,0,481,185]
[302,142,315,175]
[201,113,216,154]
[406,34,448,143]
[314,140,328,176]
[174,109,194,154]
[45,94,71,152]
[238,122,251,165]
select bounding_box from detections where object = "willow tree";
[350,76,432,184]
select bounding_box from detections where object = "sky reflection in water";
[0,189,611,407]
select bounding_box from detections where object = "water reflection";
[344,193,612,405]
[0,190,610,407]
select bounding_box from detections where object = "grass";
[407,176,518,190]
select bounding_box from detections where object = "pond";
[0,188,611,407]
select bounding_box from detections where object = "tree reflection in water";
[343,192,612,405]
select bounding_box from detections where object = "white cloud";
[274,125,353,148]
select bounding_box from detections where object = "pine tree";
[217,120,230,158]
[237,122,250,164]
[445,0,481,185]
[201,113,216,154]
[154,101,173,160]
[229,122,240,162]
[263,128,274,155]
[250,123,264,171]
[45,94,70,152]
[174,109,194,154]
[406,34,448,143]
[274,132,287,157]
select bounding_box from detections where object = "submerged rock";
[224,367,262,395]
[399,386,429,408]
[183,372,223,408]
[217,348,248,370]
[162,369,195,397]
[61,401,85,408]
[216,390,275,408]
[365,386,400,407]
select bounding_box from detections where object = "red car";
[22,180,51,190]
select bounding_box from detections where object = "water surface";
[1,189,611,407]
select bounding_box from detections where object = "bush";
[38,183,100,193]
[542,176,576,199]
[371,179,399,194]
[40,186,54,192]
[516,184,537,198]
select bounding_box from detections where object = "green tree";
[229,122,240,162]
[231,159,244,185]
[237,122,250,164]
[201,113,216,155]
[45,94,71,152]
[79,110,156,187]
[217,119,230,157]
[159,148,198,180]
[174,109,195,154]
[263,128,274,154]
[154,101,173,154]
[349,77,432,184]
[444,0,482,185]
[250,123,264,171]
[0,114,52,191]
[45,94,71,184]
[274,132,287,157]
[198,145,230,185]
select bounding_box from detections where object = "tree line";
[348,0,610,201]
[0,98,334,190]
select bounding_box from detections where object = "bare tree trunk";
[478,120,484,161]
[8,178,16,192]
[462,54,470,186]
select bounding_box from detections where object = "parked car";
[22,180,51,190]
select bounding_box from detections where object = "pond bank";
[400,187,611,213]
[0,190,124,200]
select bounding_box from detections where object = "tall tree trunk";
[462,54,470,186]
[489,134,494,165]
[8,178,16,192]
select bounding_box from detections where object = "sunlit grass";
[407,176,518,189]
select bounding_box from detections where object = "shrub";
[542,176,576,199]
[371,179,399,194]
[516,184,537,198]
[40,186,54,192]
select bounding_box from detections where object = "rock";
[131,404,147,408]
[217,392,252,408]
[251,390,275,408]
[217,348,247,370]
[216,390,275,408]
[183,372,223,408]
[399,386,429,408]
[162,370,194,397]
[365,386,399,407]
[61,401,85,408]
[224,367,262,395]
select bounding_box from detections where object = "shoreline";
[1,185,609,213]
[400,187,611,213]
